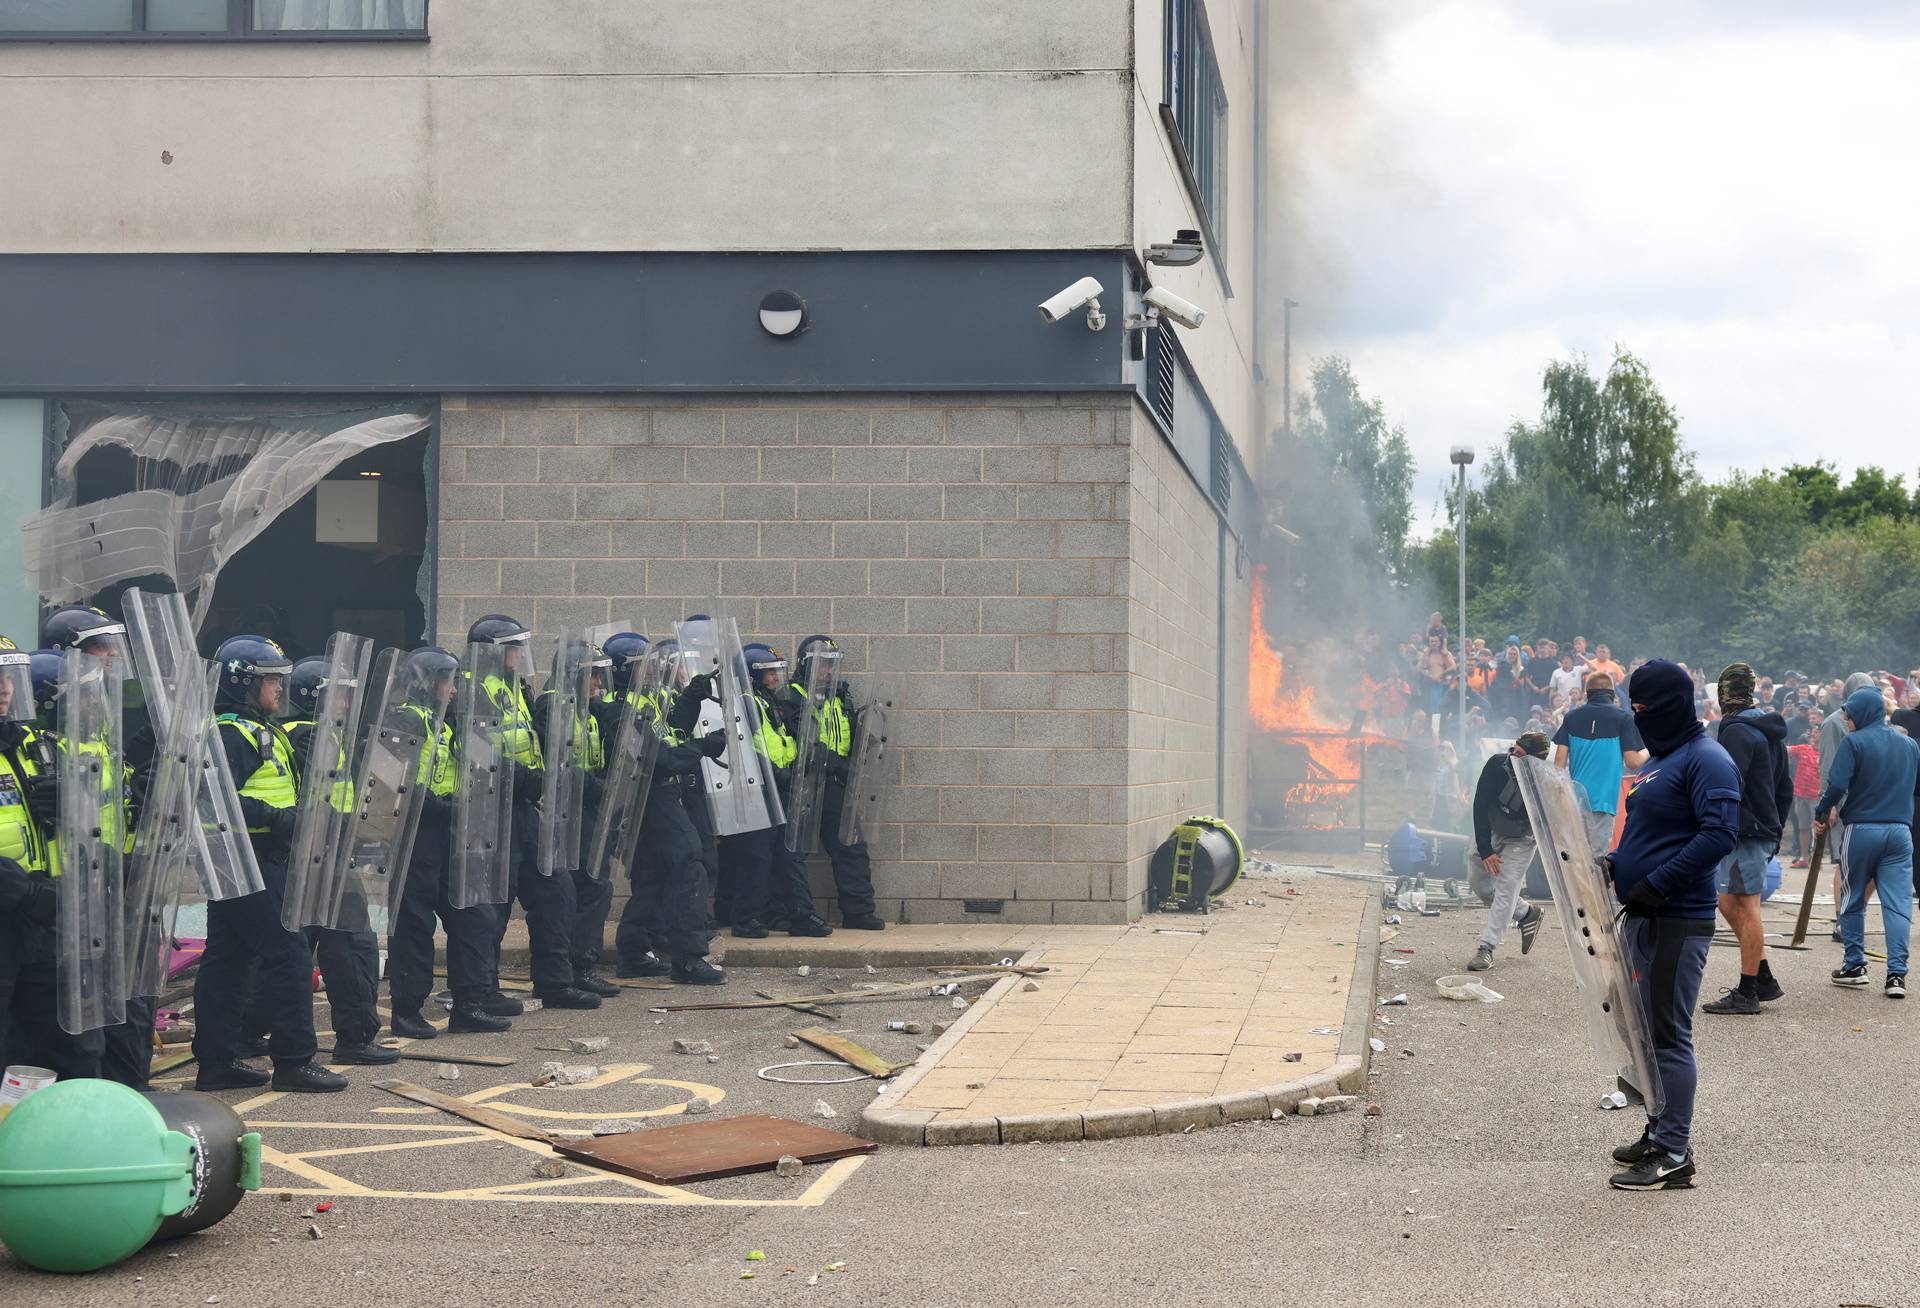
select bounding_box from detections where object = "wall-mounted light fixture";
[759,290,808,338]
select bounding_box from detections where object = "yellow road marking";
[283,1133,495,1161]
[251,1156,867,1207]
[256,1143,374,1193]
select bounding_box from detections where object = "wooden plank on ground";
[755,989,841,1020]
[789,1026,910,1079]
[370,1079,557,1143]
[653,969,1038,1012]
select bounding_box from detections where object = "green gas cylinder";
[0,1079,202,1273]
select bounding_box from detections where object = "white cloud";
[1294,2,1920,528]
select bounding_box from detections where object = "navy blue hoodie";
[1816,687,1920,826]
[1609,660,1739,919]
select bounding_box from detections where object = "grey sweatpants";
[1480,833,1537,951]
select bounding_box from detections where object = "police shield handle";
[1787,826,1828,950]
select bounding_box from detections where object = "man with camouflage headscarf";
[1702,663,1792,1015]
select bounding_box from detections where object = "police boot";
[671,957,726,986]
[332,1040,403,1066]
[479,991,526,1017]
[195,1060,271,1092]
[448,1004,512,1034]
[786,914,833,938]
[730,919,771,939]
[842,913,887,931]
[390,1010,439,1040]
[616,952,672,978]
[236,1037,271,1059]
[272,1060,350,1093]
[533,986,603,1010]
[573,971,621,998]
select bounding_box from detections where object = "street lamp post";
[1449,446,1475,756]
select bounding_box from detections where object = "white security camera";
[1146,229,1206,268]
[1038,276,1107,330]
[1142,285,1207,330]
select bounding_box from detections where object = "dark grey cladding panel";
[0,251,1131,394]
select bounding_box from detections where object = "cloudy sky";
[1293,1,1920,530]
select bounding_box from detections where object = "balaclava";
[1717,663,1757,715]
[1628,659,1702,757]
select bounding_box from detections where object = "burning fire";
[1249,568,1337,734]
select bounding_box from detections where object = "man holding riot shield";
[601,633,725,985]
[0,638,106,1081]
[784,636,883,930]
[194,635,346,1092]
[468,615,598,1012]
[390,646,509,1038]
[719,639,830,938]
[533,637,619,999]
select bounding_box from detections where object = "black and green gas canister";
[1148,815,1244,912]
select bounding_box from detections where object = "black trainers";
[534,986,603,1010]
[1832,927,1844,942]
[479,991,526,1017]
[1833,963,1870,987]
[616,953,673,978]
[1701,987,1761,1015]
[1889,973,1908,999]
[842,913,887,931]
[787,915,833,938]
[1609,1149,1696,1191]
[672,957,727,986]
[1611,1126,1658,1165]
[731,919,770,939]
[573,972,621,998]
[390,1010,438,1040]
[195,1060,271,1092]
[272,1060,350,1093]
[331,1042,403,1065]
[1466,946,1494,972]
[448,1005,512,1034]
[1755,971,1784,1002]
[1517,903,1544,955]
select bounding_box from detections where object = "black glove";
[836,680,853,704]
[25,774,58,829]
[1621,877,1666,917]
[0,856,54,926]
[696,731,729,762]
[420,793,454,826]
[265,804,299,848]
[683,673,715,705]
[514,766,544,805]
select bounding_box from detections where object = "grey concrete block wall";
[436,390,1233,925]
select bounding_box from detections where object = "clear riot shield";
[584,644,669,884]
[55,648,129,1035]
[282,633,373,930]
[537,632,591,878]
[327,649,443,931]
[676,616,783,837]
[839,673,900,847]
[784,646,843,854]
[123,587,263,901]
[449,641,514,910]
[1512,755,1665,1114]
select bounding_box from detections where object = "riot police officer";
[601,633,725,985]
[467,615,599,1011]
[388,646,509,1037]
[195,635,346,1093]
[785,636,884,930]
[719,643,830,938]
[261,656,395,1065]
[0,638,102,1081]
[532,639,620,998]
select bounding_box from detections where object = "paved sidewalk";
[862,875,1378,1145]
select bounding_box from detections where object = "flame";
[1248,567,1326,734]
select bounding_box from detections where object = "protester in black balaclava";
[1602,659,1739,1191]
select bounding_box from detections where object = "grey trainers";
[1518,904,1545,955]
[1467,946,1494,972]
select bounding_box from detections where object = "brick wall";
[434,390,1237,924]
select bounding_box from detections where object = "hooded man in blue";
[1815,686,1920,994]
[1605,659,1740,1191]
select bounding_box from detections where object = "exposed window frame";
[0,0,429,41]
[1159,0,1232,295]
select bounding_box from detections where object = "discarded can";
[885,1021,924,1034]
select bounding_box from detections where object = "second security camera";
[1038,276,1107,330]
[1142,285,1207,330]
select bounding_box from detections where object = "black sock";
[1738,973,1758,998]
[1757,959,1775,982]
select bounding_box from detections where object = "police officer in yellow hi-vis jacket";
[195,634,347,1094]
[784,636,883,930]
[467,615,599,1012]
[0,637,102,1080]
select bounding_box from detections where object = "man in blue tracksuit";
[1605,659,1739,1191]
[1816,686,1920,995]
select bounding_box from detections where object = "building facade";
[0,0,1265,922]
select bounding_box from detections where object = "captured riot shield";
[839,673,900,847]
[123,587,262,901]
[325,648,443,930]
[449,641,514,910]
[537,632,592,878]
[676,615,783,837]
[282,633,373,930]
[1512,755,1665,1114]
[54,649,129,1035]
[784,645,843,855]
[584,641,674,884]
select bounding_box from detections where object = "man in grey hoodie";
[1817,686,1920,996]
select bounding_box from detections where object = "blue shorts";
[1715,838,1772,896]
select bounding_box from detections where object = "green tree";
[1288,357,1416,577]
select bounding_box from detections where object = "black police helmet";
[467,614,531,647]
[213,634,294,711]
[287,656,332,720]
[401,646,460,706]
[43,604,127,655]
